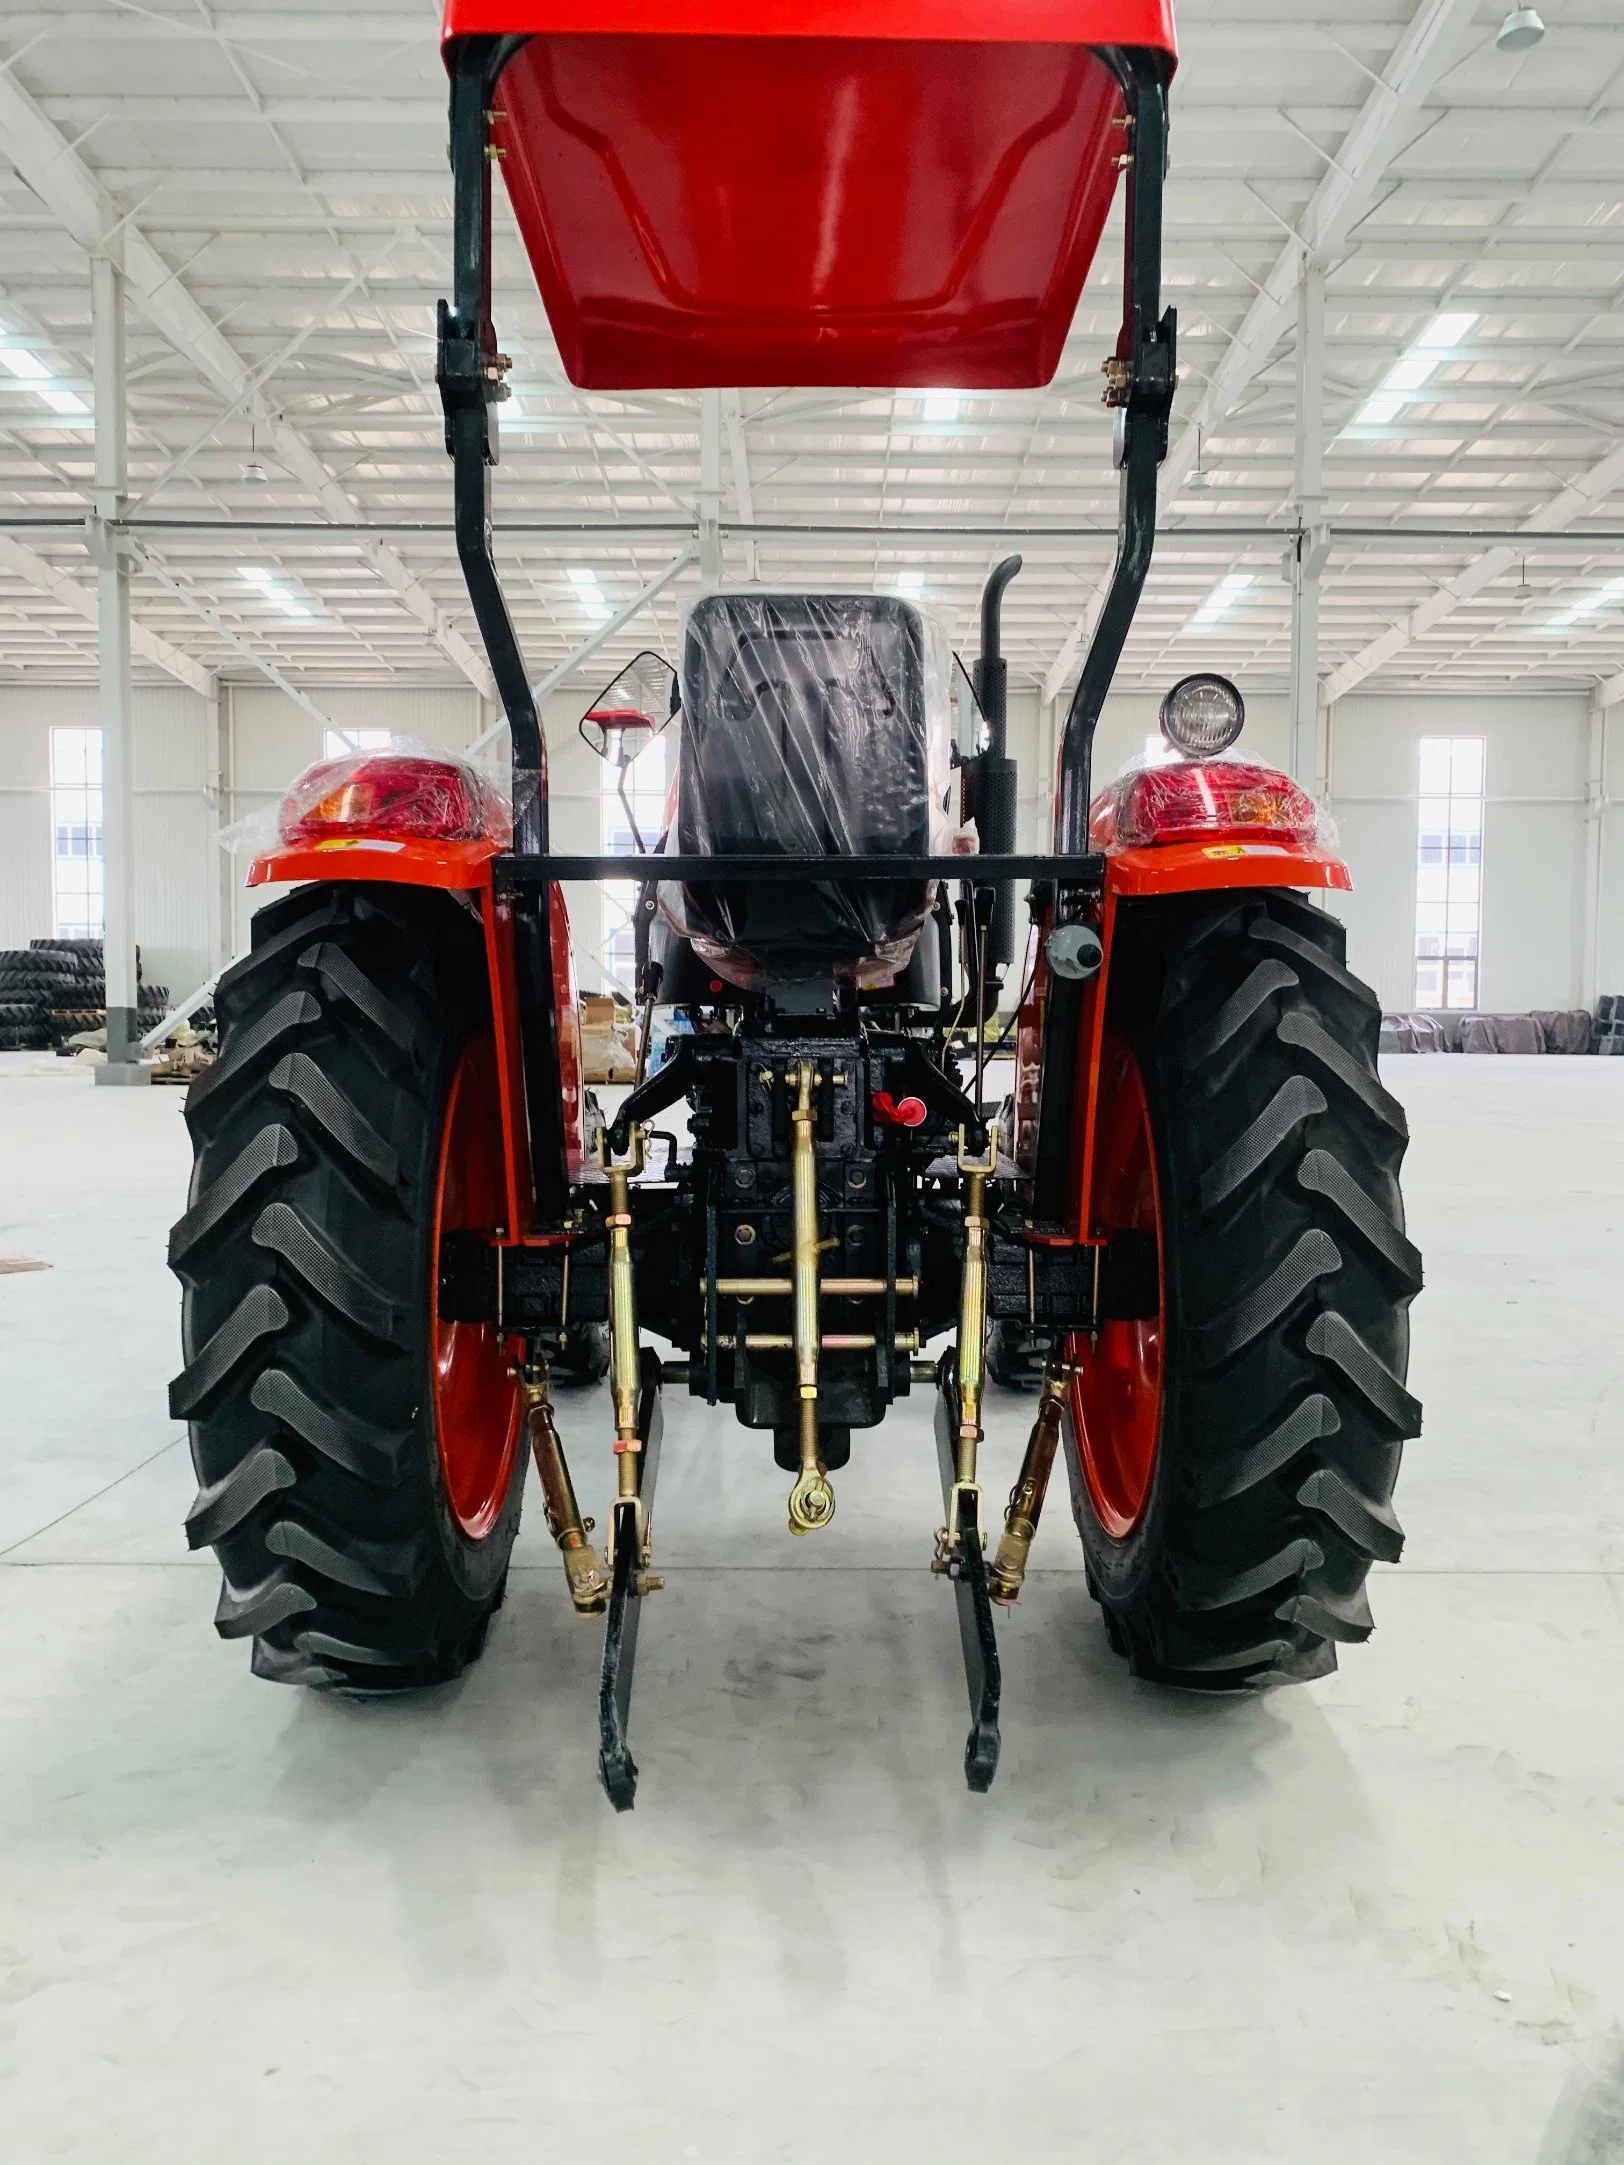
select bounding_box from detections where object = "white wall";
[0,674,1613,1017]
[1002,683,1599,1015]
[0,678,628,1003]
[0,682,213,1003]
[1326,693,1592,1014]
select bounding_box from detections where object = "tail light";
[279,754,510,847]
[1090,759,1318,851]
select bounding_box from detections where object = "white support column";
[1289,256,1329,795]
[204,678,229,974]
[698,390,724,588]
[1582,691,1608,1012]
[720,390,758,582]
[92,245,144,1080]
[221,683,243,968]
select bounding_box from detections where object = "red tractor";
[171,0,1420,1808]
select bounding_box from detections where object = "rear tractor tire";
[1066,888,1422,1689]
[169,882,529,1691]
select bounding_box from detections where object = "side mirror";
[580,651,680,767]
[950,653,987,760]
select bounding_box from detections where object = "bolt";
[736,1224,757,1247]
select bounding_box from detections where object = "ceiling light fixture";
[1514,557,1535,600]
[1186,426,1214,493]
[920,391,960,423]
[241,421,273,485]
[1497,7,1545,54]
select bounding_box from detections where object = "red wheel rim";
[432,1036,521,1538]
[1068,1033,1166,1540]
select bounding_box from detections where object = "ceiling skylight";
[1542,577,1624,636]
[1352,312,1479,429]
[0,343,89,418]
[1190,573,1253,628]
[567,567,614,624]
[239,565,313,621]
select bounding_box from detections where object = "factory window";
[50,727,104,940]
[1414,736,1484,1010]
[324,728,391,761]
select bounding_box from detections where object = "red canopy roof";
[442,3,1178,391]
[444,3,1176,45]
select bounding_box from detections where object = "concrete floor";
[2,1051,1623,2163]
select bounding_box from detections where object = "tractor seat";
[672,591,952,990]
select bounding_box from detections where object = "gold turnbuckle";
[598,1124,645,1504]
[787,1059,835,1535]
[520,1364,608,1615]
[987,1360,1071,1606]
[937,1121,999,1564]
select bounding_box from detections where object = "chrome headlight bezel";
[1159,673,1246,757]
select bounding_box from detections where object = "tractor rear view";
[171,0,1420,1809]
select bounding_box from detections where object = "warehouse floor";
[2,1054,1622,2164]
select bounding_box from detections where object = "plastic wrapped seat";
[667,592,956,990]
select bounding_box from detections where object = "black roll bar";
[1029,48,1176,1228]
[1055,47,1178,861]
[440,34,543,852]
[439,33,570,1225]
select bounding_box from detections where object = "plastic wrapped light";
[1090,760,1319,852]
[279,754,508,846]
[1158,673,1246,756]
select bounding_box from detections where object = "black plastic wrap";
[661,591,959,990]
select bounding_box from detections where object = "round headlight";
[1159,673,1246,757]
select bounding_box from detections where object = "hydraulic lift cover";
[441,1,1178,389]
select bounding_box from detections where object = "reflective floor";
[2,1052,1622,2163]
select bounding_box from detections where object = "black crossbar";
[496,852,1103,886]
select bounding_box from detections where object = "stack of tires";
[0,940,169,1052]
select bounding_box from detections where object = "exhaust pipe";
[968,555,1023,994]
